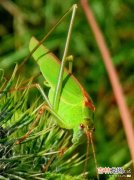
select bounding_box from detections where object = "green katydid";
[29,36,95,145]
[17,4,98,179]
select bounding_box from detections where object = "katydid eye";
[80,124,85,129]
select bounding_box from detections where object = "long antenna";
[83,132,90,180]
[89,132,99,180]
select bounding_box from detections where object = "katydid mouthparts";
[29,37,95,145]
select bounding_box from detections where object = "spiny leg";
[15,104,46,145]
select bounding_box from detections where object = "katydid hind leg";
[53,4,77,110]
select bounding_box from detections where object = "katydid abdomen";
[29,37,95,144]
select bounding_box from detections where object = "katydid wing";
[29,37,95,144]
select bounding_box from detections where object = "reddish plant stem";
[80,0,134,162]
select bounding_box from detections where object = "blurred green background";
[0,0,134,179]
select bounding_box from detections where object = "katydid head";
[71,88,96,144]
[72,119,95,144]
